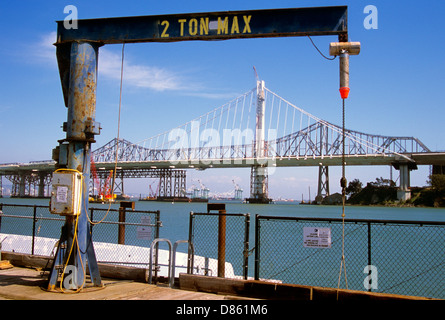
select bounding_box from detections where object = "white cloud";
[99,48,241,99]
[31,32,239,99]
[29,32,185,93]
[185,91,242,100]
[32,31,57,67]
[99,49,184,91]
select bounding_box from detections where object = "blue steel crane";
[48,6,354,291]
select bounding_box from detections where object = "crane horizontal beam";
[56,6,347,45]
[55,7,348,106]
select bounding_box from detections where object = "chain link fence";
[254,215,445,299]
[0,203,161,269]
[88,207,160,268]
[188,211,250,279]
[2,203,444,299]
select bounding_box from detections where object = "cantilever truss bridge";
[1,82,443,200]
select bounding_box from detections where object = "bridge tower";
[247,80,271,204]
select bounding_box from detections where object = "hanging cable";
[337,97,348,294]
[328,42,361,296]
[112,42,125,196]
[89,43,125,226]
[308,35,337,60]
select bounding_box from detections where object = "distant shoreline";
[346,185,445,208]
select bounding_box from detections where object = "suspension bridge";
[1,80,443,202]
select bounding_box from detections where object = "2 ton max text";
[159,15,252,38]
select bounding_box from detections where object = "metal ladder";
[147,238,194,287]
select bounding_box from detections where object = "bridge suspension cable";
[129,84,332,159]
[135,87,257,150]
[91,83,426,164]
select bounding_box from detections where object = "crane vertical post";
[47,41,102,291]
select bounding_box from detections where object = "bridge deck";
[1,152,444,174]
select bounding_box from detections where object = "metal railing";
[254,215,445,299]
[0,203,161,268]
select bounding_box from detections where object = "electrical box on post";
[50,171,83,216]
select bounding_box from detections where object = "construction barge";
[140,196,208,203]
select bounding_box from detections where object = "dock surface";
[1,262,437,302]
[0,266,227,300]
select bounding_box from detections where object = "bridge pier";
[38,173,45,198]
[37,172,50,198]
[432,164,445,175]
[6,172,35,197]
[158,168,187,200]
[247,165,271,204]
[393,162,417,201]
[113,170,125,197]
[159,169,172,198]
[316,165,330,204]
[19,173,26,197]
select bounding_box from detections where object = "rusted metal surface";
[217,210,226,278]
[55,7,348,45]
[46,41,102,290]
[66,42,99,142]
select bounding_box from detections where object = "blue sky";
[1,0,444,199]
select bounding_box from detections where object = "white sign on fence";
[137,216,152,240]
[303,227,331,248]
[137,226,151,240]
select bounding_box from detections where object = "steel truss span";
[89,85,431,168]
[0,83,442,198]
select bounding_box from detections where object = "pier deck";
[0,266,227,300]
[0,252,437,301]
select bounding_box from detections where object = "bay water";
[1,197,444,298]
[2,196,444,243]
